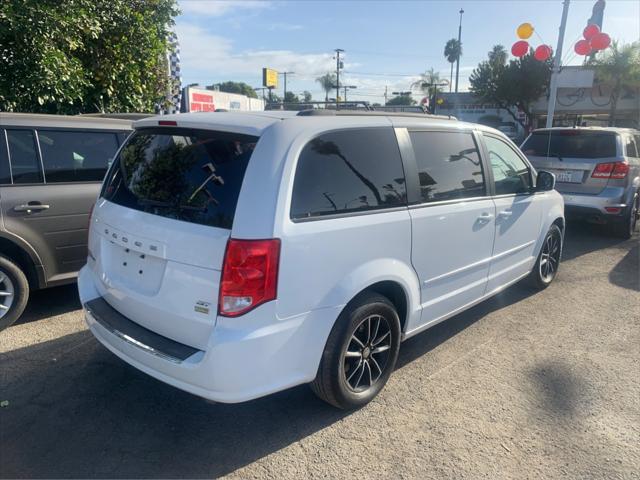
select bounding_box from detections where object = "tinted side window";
[484,135,532,195]
[409,130,485,203]
[624,135,638,158]
[6,130,43,184]
[290,128,406,219]
[39,130,120,182]
[0,131,10,184]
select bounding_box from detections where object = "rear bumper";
[78,265,341,403]
[561,187,627,219]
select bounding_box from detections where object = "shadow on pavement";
[561,220,629,262]
[608,242,639,292]
[1,224,632,478]
[0,281,538,479]
[14,283,81,326]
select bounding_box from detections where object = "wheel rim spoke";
[372,330,390,346]
[343,313,393,392]
[372,344,391,355]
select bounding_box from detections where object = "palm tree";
[444,39,462,92]
[588,41,640,126]
[316,73,337,102]
[412,68,445,99]
[488,44,508,68]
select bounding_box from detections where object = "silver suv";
[0,113,131,330]
[522,127,640,238]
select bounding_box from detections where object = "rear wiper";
[138,199,206,212]
[547,152,564,162]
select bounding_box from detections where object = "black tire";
[612,191,639,240]
[311,292,401,409]
[0,255,29,332]
[527,224,563,290]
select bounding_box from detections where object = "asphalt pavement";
[1,222,638,479]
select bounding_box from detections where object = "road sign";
[263,68,278,89]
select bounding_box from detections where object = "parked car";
[0,113,132,330]
[79,110,564,409]
[521,127,640,238]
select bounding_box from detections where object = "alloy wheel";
[539,231,561,282]
[630,194,639,235]
[0,270,15,320]
[342,314,393,392]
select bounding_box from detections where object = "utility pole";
[384,86,388,106]
[343,85,357,102]
[280,71,294,105]
[546,0,571,128]
[455,8,464,93]
[335,49,344,108]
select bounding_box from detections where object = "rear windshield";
[101,127,258,229]
[521,130,617,159]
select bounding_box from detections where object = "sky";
[175,0,640,104]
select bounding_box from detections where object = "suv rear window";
[522,130,617,159]
[101,127,258,229]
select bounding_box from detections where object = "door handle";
[14,203,50,214]
[477,212,494,222]
[498,210,513,218]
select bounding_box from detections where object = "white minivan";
[79,110,564,409]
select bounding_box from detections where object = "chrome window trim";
[407,195,491,210]
[291,205,409,223]
[3,129,12,184]
[33,130,47,184]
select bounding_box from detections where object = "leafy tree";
[316,73,337,102]
[444,39,462,92]
[302,90,313,102]
[284,91,300,103]
[470,45,551,128]
[0,0,179,113]
[208,81,258,98]
[588,41,640,126]
[386,95,416,106]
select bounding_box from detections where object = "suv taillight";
[592,161,629,179]
[611,161,629,179]
[218,238,280,317]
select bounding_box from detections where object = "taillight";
[592,161,629,179]
[611,161,629,179]
[592,162,614,178]
[218,238,281,317]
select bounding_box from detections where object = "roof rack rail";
[296,109,456,120]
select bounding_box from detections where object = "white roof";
[134,111,298,136]
[133,110,501,137]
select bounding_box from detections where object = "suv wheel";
[527,224,562,290]
[0,255,29,332]
[311,293,401,409]
[613,191,639,240]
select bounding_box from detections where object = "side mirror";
[536,170,556,192]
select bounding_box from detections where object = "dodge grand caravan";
[79,111,564,409]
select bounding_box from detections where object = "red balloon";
[574,39,592,56]
[534,44,553,61]
[511,40,529,57]
[590,32,611,51]
[583,24,600,40]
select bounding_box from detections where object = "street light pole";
[455,8,464,93]
[335,49,344,108]
[280,72,294,105]
[546,0,571,128]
